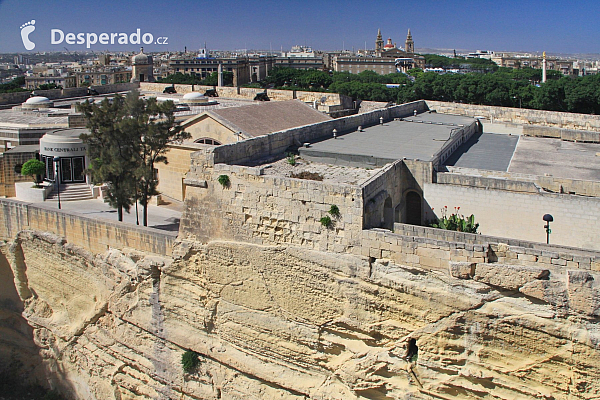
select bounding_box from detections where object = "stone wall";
[0,150,38,198]
[180,161,364,253]
[426,100,600,131]
[423,182,600,251]
[0,83,138,106]
[139,82,350,106]
[440,166,600,197]
[0,199,175,255]
[523,124,600,143]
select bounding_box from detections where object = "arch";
[405,191,422,225]
[194,137,222,146]
[383,196,394,230]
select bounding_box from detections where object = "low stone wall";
[139,82,350,106]
[363,225,600,273]
[0,199,175,255]
[441,166,600,197]
[523,125,600,143]
[426,100,600,131]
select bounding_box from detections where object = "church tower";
[405,29,414,54]
[376,29,384,54]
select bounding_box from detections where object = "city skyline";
[0,0,599,54]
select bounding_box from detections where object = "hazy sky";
[0,0,598,54]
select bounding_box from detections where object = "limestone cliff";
[0,230,598,399]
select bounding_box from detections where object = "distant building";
[131,47,155,83]
[333,29,425,75]
[491,53,578,76]
[168,54,251,86]
[25,74,77,89]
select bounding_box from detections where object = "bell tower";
[405,29,414,54]
[376,29,384,54]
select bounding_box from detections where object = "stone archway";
[383,196,394,230]
[406,191,422,225]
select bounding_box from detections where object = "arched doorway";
[406,191,422,225]
[383,197,394,230]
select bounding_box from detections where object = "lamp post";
[512,96,522,108]
[543,214,553,244]
[53,156,61,210]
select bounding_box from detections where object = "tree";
[78,95,138,221]
[21,159,45,187]
[127,93,190,226]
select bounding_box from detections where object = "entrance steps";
[46,183,93,201]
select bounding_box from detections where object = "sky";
[0,0,599,55]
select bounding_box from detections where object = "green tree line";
[0,76,29,93]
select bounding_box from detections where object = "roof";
[202,100,332,138]
[299,112,476,165]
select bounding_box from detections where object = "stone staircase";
[46,183,93,201]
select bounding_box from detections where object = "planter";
[15,182,54,202]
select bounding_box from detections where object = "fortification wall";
[0,83,138,105]
[139,82,350,106]
[0,199,175,255]
[440,166,600,197]
[423,182,600,251]
[180,161,364,253]
[426,100,600,131]
[523,124,600,142]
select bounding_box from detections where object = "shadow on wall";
[0,247,76,397]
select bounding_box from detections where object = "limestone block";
[472,263,550,290]
[449,262,476,279]
[567,270,600,317]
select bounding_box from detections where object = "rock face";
[1,231,599,399]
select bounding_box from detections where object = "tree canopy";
[78,90,190,225]
[21,159,45,187]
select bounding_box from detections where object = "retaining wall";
[426,100,600,131]
[0,199,175,256]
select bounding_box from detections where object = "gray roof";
[444,132,519,172]
[208,100,332,137]
[300,112,475,165]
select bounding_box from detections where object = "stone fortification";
[0,83,139,106]
[0,231,598,399]
[426,100,600,131]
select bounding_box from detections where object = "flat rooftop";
[0,108,71,128]
[299,112,476,166]
[509,136,600,181]
[446,121,600,181]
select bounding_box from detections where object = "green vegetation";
[159,71,234,86]
[0,76,29,94]
[249,65,600,114]
[37,83,62,90]
[217,174,230,188]
[320,215,332,228]
[181,350,200,373]
[329,204,340,218]
[78,90,190,225]
[21,159,45,187]
[428,206,479,233]
[286,153,296,166]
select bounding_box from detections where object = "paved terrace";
[299,112,476,165]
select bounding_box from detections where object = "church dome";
[384,38,395,49]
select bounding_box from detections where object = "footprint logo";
[20,20,36,51]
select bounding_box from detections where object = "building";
[25,74,77,89]
[333,29,425,74]
[491,52,578,76]
[76,68,131,86]
[131,47,155,83]
[155,99,332,202]
[169,54,250,86]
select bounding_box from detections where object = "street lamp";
[512,95,522,108]
[53,156,61,210]
[543,214,553,244]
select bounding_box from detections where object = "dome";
[22,96,53,109]
[132,48,150,64]
[384,38,395,49]
[25,96,51,104]
[183,92,205,100]
[182,92,208,105]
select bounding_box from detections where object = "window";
[194,138,222,145]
